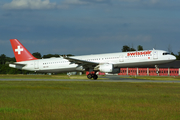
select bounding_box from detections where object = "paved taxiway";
[0,75,180,83]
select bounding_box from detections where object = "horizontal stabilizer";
[9,63,26,69]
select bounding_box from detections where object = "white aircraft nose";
[171,55,176,60]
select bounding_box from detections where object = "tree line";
[0,45,180,74]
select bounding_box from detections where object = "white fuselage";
[10,49,176,73]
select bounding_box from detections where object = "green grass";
[0,107,31,113]
[0,74,88,79]
[0,81,180,120]
[1,74,180,81]
[0,74,108,80]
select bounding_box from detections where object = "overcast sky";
[0,0,180,57]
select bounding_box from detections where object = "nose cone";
[171,55,176,60]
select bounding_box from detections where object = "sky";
[0,0,180,57]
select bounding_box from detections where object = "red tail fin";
[10,39,38,62]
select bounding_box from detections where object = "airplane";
[9,39,176,80]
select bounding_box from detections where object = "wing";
[64,57,99,69]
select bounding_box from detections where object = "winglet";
[10,39,38,62]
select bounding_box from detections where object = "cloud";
[64,0,111,5]
[2,0,57,10]
[117,0,159,3]
[63,0,88,5]
[2,0,179,10]
[63,0,180,10]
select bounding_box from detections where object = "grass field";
[0,74,88,79]
[0,80,180,120]
[1,74,180,81]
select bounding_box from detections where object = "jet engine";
[98,64,120,73]
[76,65,85,71]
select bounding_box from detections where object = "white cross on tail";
[15,46,23,54]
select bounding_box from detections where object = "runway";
[0,75,180,83]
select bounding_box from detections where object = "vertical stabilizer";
[10,39,38,62]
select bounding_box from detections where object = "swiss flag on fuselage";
[10,39,38,62]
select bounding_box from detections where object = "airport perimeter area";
[0,75,180,120]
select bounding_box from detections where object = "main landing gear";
[155,65,159,74]
[87,72,98,80]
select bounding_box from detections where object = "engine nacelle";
[110,68,120,73]
[76,66,85,71]
[99,64,120,73]
[99,64,113,73]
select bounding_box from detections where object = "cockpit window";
[163,53,170,55]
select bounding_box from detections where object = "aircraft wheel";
[87,74,92,79]
[93,75,98,80]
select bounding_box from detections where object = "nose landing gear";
[155,65,159,74]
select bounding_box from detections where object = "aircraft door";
[153,50,158,59]
[34,61,39,69]
[119,55,124,62]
